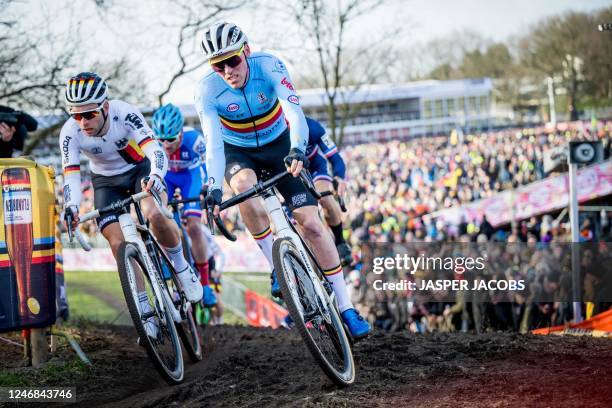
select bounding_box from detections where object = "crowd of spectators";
[340,120,612,333]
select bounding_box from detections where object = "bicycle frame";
[117,202,182,323]
[262,189,333,318]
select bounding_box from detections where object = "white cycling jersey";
[59,100,168,207]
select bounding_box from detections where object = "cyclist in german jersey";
[195,22,370,338]
[305,117,352,266]
[151,103,217,308]
[59,72,202,307]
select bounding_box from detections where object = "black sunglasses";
[70,106,103,121]
[211,55,244,73]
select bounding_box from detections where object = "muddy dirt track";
[2,324,611,407]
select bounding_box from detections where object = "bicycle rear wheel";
[116,241,184,384]
[273,237,355,386]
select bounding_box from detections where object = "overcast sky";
[10,0,612,105]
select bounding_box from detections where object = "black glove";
[283,148,308,168]
[204,188,223,209]
[64,205,78,223]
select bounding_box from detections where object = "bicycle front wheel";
[151,242,203,363]
[116,241,184,384]
[273,237,355,386]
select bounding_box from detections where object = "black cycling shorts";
[223,131,316,209]
[91,160,153,232]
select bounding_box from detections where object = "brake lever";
[66,213,74,243]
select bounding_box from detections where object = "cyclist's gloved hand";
[63,205,79,230]
[284,148,308,177]
[204,187,223,217]
[142,175,166,196]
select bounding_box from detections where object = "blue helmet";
[151,103,184,139]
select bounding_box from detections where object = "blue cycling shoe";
[341,308,371,339]
[202,285,217,308]
[270,269,282,298]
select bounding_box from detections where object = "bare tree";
[156,0,246,105]
[280,0,405,147]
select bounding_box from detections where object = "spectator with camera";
[0,105,38,158]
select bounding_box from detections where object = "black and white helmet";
[65,72,108,107]
[200,22,247,61]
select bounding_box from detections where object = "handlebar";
[208,169,321,241]
[66,190,157,250]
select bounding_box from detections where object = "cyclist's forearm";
[62,171,82,208]
[141,140,168,179]
[328,153,346,179]
[280,99,308,153]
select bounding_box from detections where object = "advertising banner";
[0,159,57,333]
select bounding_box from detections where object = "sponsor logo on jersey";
[287,95,300,105]
[62,136,72,163]
[124,113,144,129]
[154,151,165,170]
[113,116,119,121]
[227,103,240,112]
[181,151,190,159]
[281,77,294,91]
[63,185,71,203]
[257,92,268,104]
[90,147,103,154]
[115,138,129,149]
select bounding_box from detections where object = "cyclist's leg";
[180,168,210,282]
[310,153,349,250]
[224,144,275,271]
[136,163,202,302]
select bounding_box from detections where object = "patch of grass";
[64,290,122,323]
[0,359,90,387]
[225,272,271,298]
[36,359,90,384]
[0,372,30,387]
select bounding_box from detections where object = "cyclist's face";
[161,133,182,155]
[212,45,250,89]
[69,101,108,136]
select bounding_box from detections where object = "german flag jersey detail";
[59,99,168,207]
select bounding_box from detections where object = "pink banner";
[433,160,612,227]
[64,232,269,272]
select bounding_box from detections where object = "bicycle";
[66,186,202,384]
[167,194,212,327]
[204,170,355,386]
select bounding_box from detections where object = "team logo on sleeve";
[287,95,300,105]
[227,103,240,112]
[274,60,286,72]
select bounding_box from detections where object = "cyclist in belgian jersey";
[59,72,202,307]
[305,117,352,266]
[151,103,217,307]
[195,22,370,338]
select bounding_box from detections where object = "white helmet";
[65,72,108,107]
[200,21,247,61]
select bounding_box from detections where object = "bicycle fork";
[263,193,331,318]
[119,214,181,323]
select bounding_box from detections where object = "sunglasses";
[210,46,244,73]
[70,105,104,121]
[162,137,179,143]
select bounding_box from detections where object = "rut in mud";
[1,324,611,407]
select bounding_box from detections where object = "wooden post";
[30,327,49,366]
